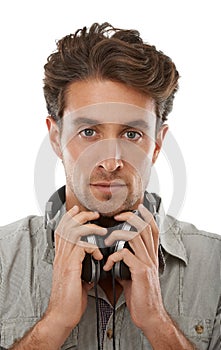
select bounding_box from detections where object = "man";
[0,22,220,350]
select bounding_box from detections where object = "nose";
[98,158,123,172]
[96,138,124,172]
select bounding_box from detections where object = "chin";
[98,210,120,218]
[75,190,141,216]
[98,202,138,217]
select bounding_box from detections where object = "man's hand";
[46,205,107,330]
[103,204,195,349]
[103,203,164,329]
[10,206,107,350]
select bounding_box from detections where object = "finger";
[138,204,159,254]
[105,228,155,266]
[54,244,103,281]
[128,225,157,265]
[55,233,75,256]
[104,229,138,246]
[58,209,100,233]
[74,243,103,262]
[55,220,107,255]
[114,209,158,264]
[66,205,100,224]
[103,248,141,275]
[57,224,107,245]
[68,205,80,216]
[54,205,80,250]
[114,211,148,233]
[72,210,100,225]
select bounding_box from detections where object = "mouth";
[90,181,127,194]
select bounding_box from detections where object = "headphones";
[45,186,161,283]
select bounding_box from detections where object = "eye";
[80,128,96,137]
[124,130,142,140]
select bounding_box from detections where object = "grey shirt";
[0,213,220,349]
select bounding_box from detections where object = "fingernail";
[104,238,111,246]
[103,263,108,271]
[138,203,145,210]
[114,214,121,219]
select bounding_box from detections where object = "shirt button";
[195,325,204,334]
[107,329,113,339]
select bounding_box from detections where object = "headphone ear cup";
[113,241,132,280]
[81,234,101,283]
[81,253,100,283]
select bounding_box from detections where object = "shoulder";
[0,215,44,242]
[167,215,221,241]
[165,215,221,259]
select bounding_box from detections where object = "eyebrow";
[125,120,151,129]
[71,117,151,129]
[71,117,101,126]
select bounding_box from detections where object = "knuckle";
[130,231,139,240]
[146,223,152,232]
[137,265,149,277]
[121,247,129,255]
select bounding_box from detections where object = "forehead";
[63,80,156,121]
[62,102,157,127]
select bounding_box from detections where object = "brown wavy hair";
[43,22,179,123]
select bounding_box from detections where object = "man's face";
[47,80,167,216]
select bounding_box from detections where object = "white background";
[0,0,220,234]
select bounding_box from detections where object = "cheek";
[121,139,154,172]
[61,135,84,164]
[125,141,154,188]
[142,138,156,155]
[61,139,97,184]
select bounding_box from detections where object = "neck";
[93,215,122,228]
[99,275,123,305]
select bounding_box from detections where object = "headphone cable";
[112,267,116,350]
[94,260,101,350]
[94,262,116,350]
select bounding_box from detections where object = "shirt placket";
[102,303,125,350]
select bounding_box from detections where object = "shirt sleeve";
[208,296,221,350]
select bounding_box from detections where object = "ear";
[46,117,62,159]
[152,124,169,164]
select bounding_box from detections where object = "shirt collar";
[42,203,66,264]
[159,203,188,266]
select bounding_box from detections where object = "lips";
[90,181,127,194]
[91,180,126,187]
